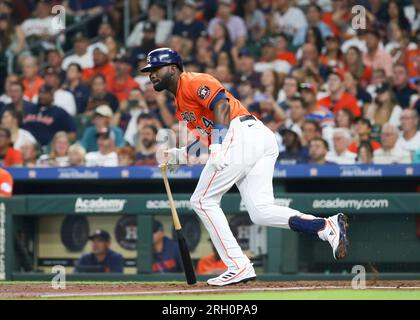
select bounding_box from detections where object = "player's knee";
[248,204,270,225]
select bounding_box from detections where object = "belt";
[239,115,256,122]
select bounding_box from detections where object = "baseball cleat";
[321,213,349,260]
[207,263,256,286]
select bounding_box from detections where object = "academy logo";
[75,197,127,213]
[197,85,210,100]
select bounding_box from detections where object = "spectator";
[74,229,124,273]
[285,95,306,134]
[152,220,182,273]
[85,74,119,115]
[128,112,162,148]
[386,0,411,34]
[20,1,60,43]
[356,140,374,164]
[22,84,76,146]
[135,125,158,165]
[326,128,356,164]
[129,21,157,62]
[334,108,355,130]
[236,76,255,108]
[304,4,333,40]
[117,147,135,166]
[318,68,361,117]
[82,45,115,85]
[343,46,372,88]
[80,105,124,152]
[300,82,335,128]
[208,0,247,48]
[0,11,26,56]
[343,71,372,113]
[1,109,36,150]
[243,0,267,40]
[21,56,44,103]
[107,55,140,103]
[20,143,38,167]
[0,127,22,166]
[38,131,69,167]
[3,81,35,116]
[273,33,296,66]
[0,74,19,106]
[396,109,420,153]
[63,63,90,114]
[392,64,417,109]
[210,22,233,55]
[413,78,420,115]
[277,75,299,109]
[172,0,206,41]
[122,89,150,146]
[278,126,308,164]
[196,241,226,275]
[103,35,121,62]
[254,38,291,74]
[302,119,322,146]
[233,48,260,88]
[43,67,77,116]
[366,68,388,98]
[320,35,343,68]
[348,118,382,154]
[0,167,12,197]
[127,2,173,47]
[404,30,420,78]
[292,43,329,82]
[366,82,402,128]
[373,124,411,164]
[363,29,393,78]
[85,127,118,167]
[308,137,332,164]
[46,49,66,83]
[404,0,420,34]
[271,0,308,47]
[61,33,93,71]
[68,143,86,166]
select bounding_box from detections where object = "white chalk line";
[37,286,420,298]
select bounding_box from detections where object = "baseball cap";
[95,105,113,118]
[280,124,301,137]
[89,229,111,241]
[238,47,252,57]
[92,43,109,55]
[73,32,88,42]
[143,21,156,33]
[299,82,316,94]
[39,84,54,93]
[328,67,345,81]
[153,220,164,233]
[375,82,391,94]
[184,0,197,8]
[218,0,232,5]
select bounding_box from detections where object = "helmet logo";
[197,86,210,100]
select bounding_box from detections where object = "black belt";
[239,115,256,122]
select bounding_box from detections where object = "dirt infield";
[1,280,420,299]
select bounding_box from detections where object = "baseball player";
[141,48,349,286]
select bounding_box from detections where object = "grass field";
[1,281,420,300]
[59,290,420,300]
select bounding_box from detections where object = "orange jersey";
[174,72,250,144]
[0,168,13,197]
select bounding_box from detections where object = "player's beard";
[153,71,172,92]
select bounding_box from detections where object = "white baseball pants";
[190,117,319,270]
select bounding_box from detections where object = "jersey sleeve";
[186,74,226,110]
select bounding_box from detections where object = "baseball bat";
[160,164,197,285]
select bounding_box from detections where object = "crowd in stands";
[1,0,420,168]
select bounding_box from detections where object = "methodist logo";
[75,197,127,213]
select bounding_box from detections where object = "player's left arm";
[211,93,231,145]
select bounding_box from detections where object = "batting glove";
[208,144,228,171]
[164,146,187,173]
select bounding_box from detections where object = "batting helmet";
[140,48,183,72]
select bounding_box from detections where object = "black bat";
[160,165,197,285]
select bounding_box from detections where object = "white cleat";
[207,263,256,286]
[319,213,349,260]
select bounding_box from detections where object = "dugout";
[1,164,420,282]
